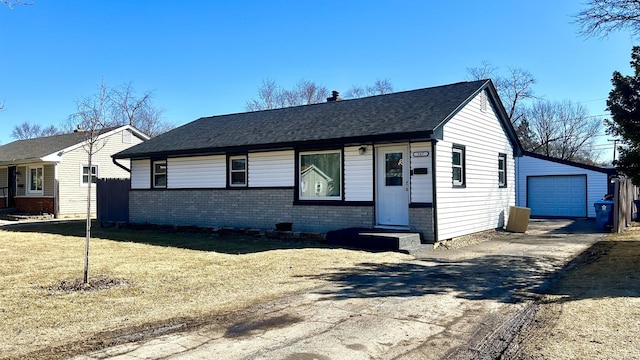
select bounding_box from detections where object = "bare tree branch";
[11,121,60,139]
[1,0,33,9]
[525,99,602,162]
[246,78,330,111]
[575,0,640,38]
[344,79,393,98]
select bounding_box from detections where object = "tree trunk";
[83,153,92,284]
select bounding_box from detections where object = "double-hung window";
[452,144,465,187]
[153,160,167,188]
[229,155,247,187]
[82,165,98,185]
[28,166,44,194]
[299,150,341,200]
[498,153,507,188]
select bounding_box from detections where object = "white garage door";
[527,175,587,217]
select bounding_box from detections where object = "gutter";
[112,157,130,173]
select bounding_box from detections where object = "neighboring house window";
[452,144,465,187]
[498,153,507,188]
[82,165,99,185]
[299,150,341,200]
[153,160,167,188]
[28,166,44,194]
[229,155,247,187]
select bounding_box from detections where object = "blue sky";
[0,1,635,161]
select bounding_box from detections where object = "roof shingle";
[115,80,490,159]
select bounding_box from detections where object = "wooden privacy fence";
[96,178,130,223]
[613,175,639,233]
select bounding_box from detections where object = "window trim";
[152,159,167,189]
[498,153,507,188]
[27,166,44,195]
[228,154,248,187]
[298,149,343,201]
[80,164,99,186]
[452,144,466,188]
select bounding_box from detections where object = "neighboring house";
[300,164,335,197]
[0,125,148,217]
[113,80,521,242]
[516,151,616,218]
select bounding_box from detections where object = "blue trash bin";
[594,199,614,231]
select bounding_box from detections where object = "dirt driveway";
[75,219,604,360]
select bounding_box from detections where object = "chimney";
[326,90,341,102]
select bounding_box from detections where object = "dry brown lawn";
[507,223,640,360]
[0,221,411,359]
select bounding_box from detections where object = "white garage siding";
[527,175,587,217]
[434,90,516,241]
[516,154,611,218]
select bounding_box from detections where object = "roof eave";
[112,131,433,160]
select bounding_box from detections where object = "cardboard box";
[506,206,531,233]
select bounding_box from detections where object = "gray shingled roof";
[114,80,492,159]
[0,132,89,163]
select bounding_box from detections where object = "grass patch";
[0,221,411,359]
[509,222,640,359]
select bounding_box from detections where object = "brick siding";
[14,197,54,214]
[409,207,435,242]
[130,189,374,234]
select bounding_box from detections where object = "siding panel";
[410,142,432,203]
[57,128,142,215]
[344,146,373,201]
[435,90,516,241]
[249,150,294,187]
[131,160,150,189]
[168,155,226,188]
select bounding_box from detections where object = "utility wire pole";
[608,139,620,163]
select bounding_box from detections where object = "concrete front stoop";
[325,227,432,254]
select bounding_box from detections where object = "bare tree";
[525,99,602,161]
[295,79,329,105]
[110,83,172,137]
[575,0,640,38]
[344,79,394,98]
[467,63,537,124]
[61,82,171,137]
[11,121,59,139]
[68,81,116,284]
[246,79,329,111]
[246,79,282,111]
[246,78,393,111]
[466,60,498,80]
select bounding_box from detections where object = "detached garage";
[516,151,615,218]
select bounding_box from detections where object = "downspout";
[430,138,438,243]
[112,158,131,173]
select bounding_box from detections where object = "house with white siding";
[113,80,521,242]
[0,125,148,217]
[516,151,616,218]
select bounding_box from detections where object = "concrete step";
[326,227,427,253]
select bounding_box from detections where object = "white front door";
[376,145,410,226]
